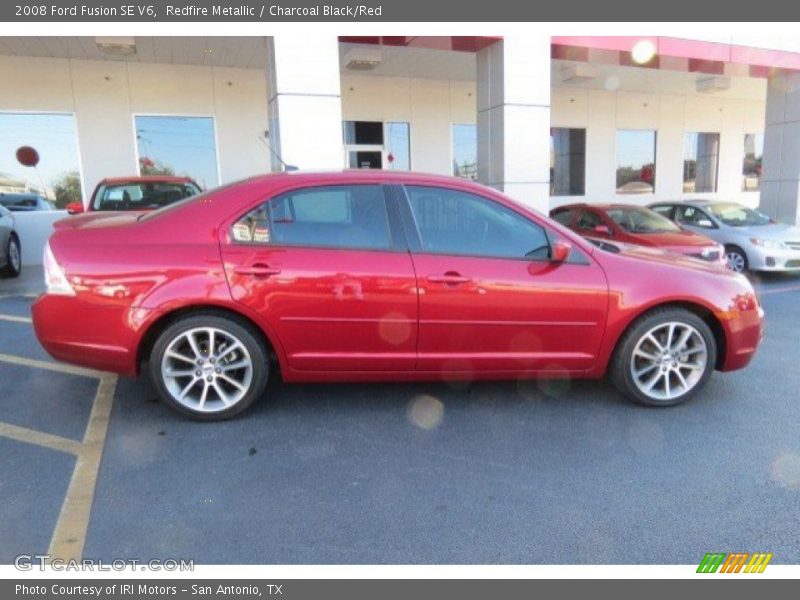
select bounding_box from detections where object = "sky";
[0,112,81,194]
[135,115,219,189]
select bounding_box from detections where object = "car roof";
[0,192,44,200]
[551,203,653,211]
[243,169,487,188]
[99,175,196,185]
[649,199,713,206]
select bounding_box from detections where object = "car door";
[220,183,418,372]
[398,184,609,374]
[576,208,613,239]
[674,205,722,242]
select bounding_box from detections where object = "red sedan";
[33,171,763,420]
[65,176,201,214]
[550,203,726,265]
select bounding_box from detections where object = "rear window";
[93,181,200,211]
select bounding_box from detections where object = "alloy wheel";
[160,327,253,413]
[9,238,20,272]
[629,321,708,402]
[726,250,746,272]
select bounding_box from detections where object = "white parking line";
[0,314,32,324]
[0,352,103,379]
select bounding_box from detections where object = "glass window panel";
[0,112,82,209]
[134,116,219,190]
[550,128,586,196]
[683,132,720,193]
[264,185,391,250]
[405,185,550,260]
[743,133,764,191]
[452,124,478,180]
[616,130,657,194]
[384,122,410,170]
[343,121,383,145]
[348,151,382,169]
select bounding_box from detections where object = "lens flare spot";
[626,417,664,454]
[604,75,621,91]
[378,311,412,346]
[771,452,800,490]
[408,394,444,430]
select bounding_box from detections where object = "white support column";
[760,73,800,225]
[476,37,551,213]
[265,36,344,171]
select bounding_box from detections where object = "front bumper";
[718,305,765,372]
[747,244,800,272]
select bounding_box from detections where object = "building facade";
[1,35,799,264]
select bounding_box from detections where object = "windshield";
[606,206,681,234]
[707,202,771,227]
[93,181,200,211]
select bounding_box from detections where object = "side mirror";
[66,202,84,215]
[551,240,572,263]
[593,224,611,236]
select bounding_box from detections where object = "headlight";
[750,237,786,250]
[43,242,75,296]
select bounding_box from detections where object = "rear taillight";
[43,242,75,296]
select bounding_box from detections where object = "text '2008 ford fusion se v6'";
[32,171,764,420]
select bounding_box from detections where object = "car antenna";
[258,132,298,172]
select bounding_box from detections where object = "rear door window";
[232,185,393,250]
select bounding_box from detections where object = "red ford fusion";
[551,203,726,265]
[32,171,763,420]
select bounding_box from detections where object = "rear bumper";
[31,294,151,376]
[718,305,765,372]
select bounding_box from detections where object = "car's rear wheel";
[149,314,269,420]
[1,235,21,278]
[725,245,748,273]
[610,308,716,407]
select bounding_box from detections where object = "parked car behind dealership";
[0,204,21,278]
[33,171,763,420]
[66,176,201,214]
[550,203,725,266]
[0,192,55,212]
[649,200,800,273]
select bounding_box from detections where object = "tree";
[139,157,175,176]
[51,170,82,209]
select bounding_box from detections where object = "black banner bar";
[2,0,800,22]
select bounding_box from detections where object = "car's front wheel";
[149,313,269,420]
[725,245,748,273]
[610,308,716,407]
[1,234,21,278]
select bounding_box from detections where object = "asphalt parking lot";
[1,266,799,565]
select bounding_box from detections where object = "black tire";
[724,245,748,273]
[1,234,21,278]
[148,312,269,421]
[610,307,717,407]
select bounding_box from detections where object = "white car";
[649,200,800,273]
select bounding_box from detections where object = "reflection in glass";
[384,122,410,171]
[135,116,219,190]
[550,128,586,196]
[683,132,720,193]
[0,112,82,208]
[616,130,657,194]
[743,133,764,191]
[452,124,477,180]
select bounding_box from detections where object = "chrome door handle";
[427,273,471,284]
[233,265,282,277]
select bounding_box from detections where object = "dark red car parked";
[65,175,201,214]
[33,171,763,420]
[551,203,726,265]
